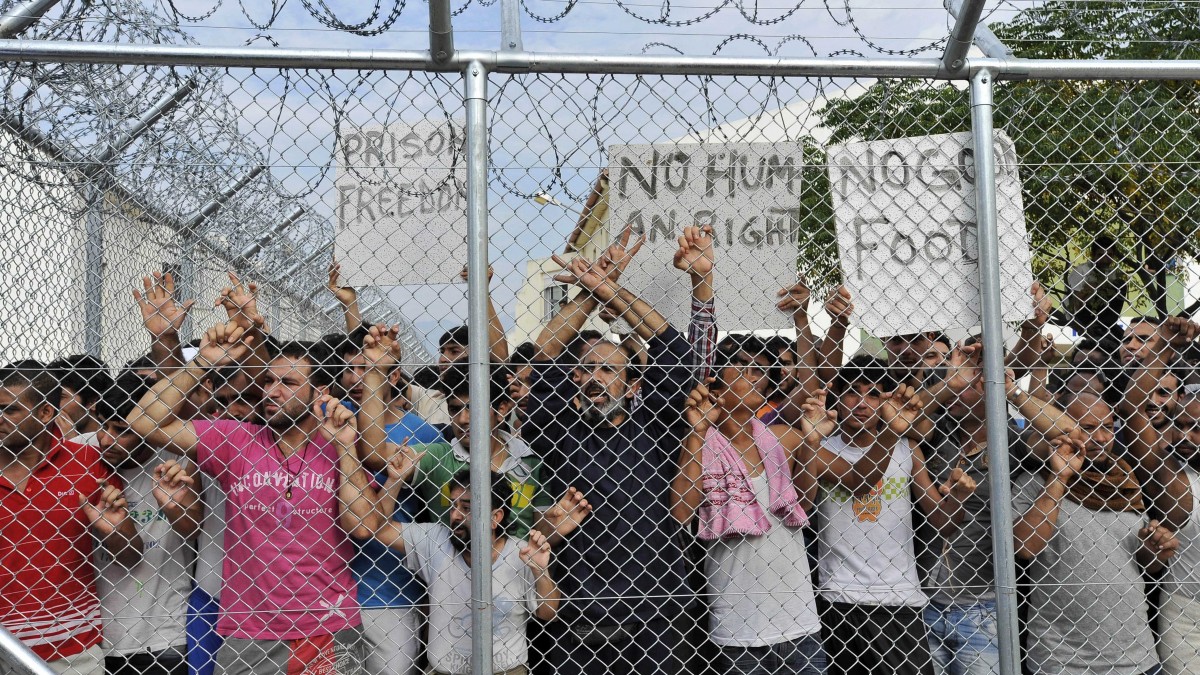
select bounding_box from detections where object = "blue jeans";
[922,600,1000,675]
[715,634,828,675]
[186,586,223,675]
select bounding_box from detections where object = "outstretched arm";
[132,272,192,375]
[775,281,821,425]
[82,483,144,567]
[817,286,852,384]
[1014,434,1083,559]
[317,395,381,539]
[128,322,255,461]
[461,264,509,362]
[151,460,204,540]
[674,225,717,379]
[328,261,363,333]
[357,325,403,472]
[671,383,720,524]
[370,442,427,552]
[911,446,976,536]
[521,531,563,620]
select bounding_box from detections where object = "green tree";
[816,0,1200,318]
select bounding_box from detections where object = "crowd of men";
[4,224,1200,675]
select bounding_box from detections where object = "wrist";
[589,280,619,302]
[149,330,180,344]
[1046,474,1070,496]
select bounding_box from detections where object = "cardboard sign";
[334,118,467,286]
[828,131,1033,336]
[606,143,804,331]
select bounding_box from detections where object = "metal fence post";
[970,64,1021,675]
[0,625,56,675]
[463,58,493,675]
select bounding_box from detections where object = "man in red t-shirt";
[0,367,143,675]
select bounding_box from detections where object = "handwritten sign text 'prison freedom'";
[606,143,804,331]
[829,131,1033,336]
[335,118,467,286]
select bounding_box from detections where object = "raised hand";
[1160,316,1200,349]
[825,286,853,324]
[596,223,645,282]
[79,482,132,537]
[459,264,495,284]
[938,466,978,502]
[672,225,714,277]
[945,343,982,394]
[384,437,426,486]
[363,324,402,368]
[775,280,811,315]
[880,384,924,436]
[543,487,592,540]
[684,382,722,434]
[519,529,553,574]
[196,321,256,367]
[1139,519,1180,564]
[1025,282,1052,330]
[152,460,196,509]
[550,255,610,294]
[1048,431,1086,482]
[215,271,266,333]
[133,272,194,338]
[315,395,358,448]
[328,261,358,306]
[799,389,837,439]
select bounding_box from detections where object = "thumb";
[78,493,101,522]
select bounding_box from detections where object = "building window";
[543,283,568,323]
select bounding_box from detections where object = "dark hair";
[713,334,771,390]
[47,355,113,406]
[439,325,470,350]
[94,374,151,423]
[567,330,606,362]
[0,366,61,410]
[765,335,797,358]
[448,468,513,533]
[1126,316,1161,331]
[1049,365,1107,398]
[510,342,537,366]
[829,355,893,408]
[272,340,338,388]
[441,364,514,409]
[330,326,373,360]
[124,355,156,373]
[932,333,953,350]
[206,365,250,391]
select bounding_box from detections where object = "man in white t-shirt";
[805,356,976,675]
[92,374,202,675]
[370,464,588,675]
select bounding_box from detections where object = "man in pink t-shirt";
[130,322,374,675]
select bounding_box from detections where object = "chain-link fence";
[4,3,1200,675]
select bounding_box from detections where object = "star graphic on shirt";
[318,594,348,621]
